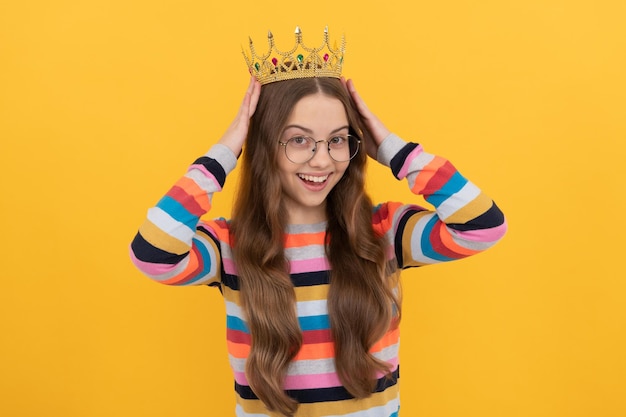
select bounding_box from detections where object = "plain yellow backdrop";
[1,1,625,416]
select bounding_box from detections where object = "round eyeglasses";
[278,134,361,164]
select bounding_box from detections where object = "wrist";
[206,144,238,174]
[376,133,407,166]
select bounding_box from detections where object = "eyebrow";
[283,124,350,135]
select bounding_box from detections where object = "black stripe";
[447,201,505,231]
[197,225,226,292]
[219,270,332,292]
[394,208,422,269]
[389,143,419,179]
[221,273,240,291]
[192,156,227,188]
[235,367,400,403]
[291,271,331,287]
[130,231,187,264]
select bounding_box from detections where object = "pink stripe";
[289,258,330,274]
[222,257,237,275]
[396,144,423,179]
[379,357,399,375]
[284,372,342,390]
[233,371,249,385]
[454,221,507,242]
[233,359,400,390]
[129,250,184,276]
[188,164,222,191]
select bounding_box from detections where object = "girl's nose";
[308,143,333,167]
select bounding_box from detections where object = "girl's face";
[277,93,350,224]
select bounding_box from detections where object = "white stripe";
[411,149,435,170]
[296,299,328,317]
[229,355,247,373]
[147,206,194,243]
[186,169,220,193]
[151,233,218,284]
[227,294,327,318]
[372,343,400,363]
[450,231,496,251]
[409,212,441,264]
[235,397,400,417]
[226,300,244,318]
[436,181,481,221]
[285,244,326,261]
[287,357,336,375]
[326,397,400,417]
[235,404,268,417]
[142,256,190,281]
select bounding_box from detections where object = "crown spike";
[295,26,301,34]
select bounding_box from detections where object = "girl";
[130,42,506,417]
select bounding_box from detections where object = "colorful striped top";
[130,134,507,416]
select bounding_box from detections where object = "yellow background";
[1,1,625,416]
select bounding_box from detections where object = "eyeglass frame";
[277,134,361,164]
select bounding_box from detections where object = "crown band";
[242,26,345,85]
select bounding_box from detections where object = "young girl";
[130,29,506,417]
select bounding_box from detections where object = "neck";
[285,203,327,225]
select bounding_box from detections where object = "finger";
[239,75,257,115]
[248,78,261,118]
[340,76,348,91]
[346,79,372,117]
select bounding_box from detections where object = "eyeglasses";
[278,134,361,164]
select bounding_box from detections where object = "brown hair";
[230,77,400,416]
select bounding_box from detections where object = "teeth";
[298,174,328,183]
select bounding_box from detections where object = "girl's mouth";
[297,173,329,184]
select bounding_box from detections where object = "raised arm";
[129,77,261,285]
[344,78,507,267]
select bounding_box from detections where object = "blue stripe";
[426,171,468,208]
[227,315,250,333]
[176,237,213,285]
[298,315,330,331]
[420,215,455,262]
[156,195,198,230]
[227,315,327,332]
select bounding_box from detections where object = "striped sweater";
[130,134,507,416]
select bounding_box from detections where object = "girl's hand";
[217,76,261,156]
[342,77,391,159]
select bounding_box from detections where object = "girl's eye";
[329,136,347,146]
[290,136,311,147]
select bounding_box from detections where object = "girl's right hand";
[217,76,261,156]
[341,78,392,160]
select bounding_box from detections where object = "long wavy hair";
[230,77,400,416]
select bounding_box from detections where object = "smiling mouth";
[297,173,329,184]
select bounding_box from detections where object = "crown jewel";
[243,26,345,85]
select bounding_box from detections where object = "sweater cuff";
[205,144,238,175]
[376,133,408,167]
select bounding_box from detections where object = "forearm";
[377,134,507,266]
[129,144,237,284]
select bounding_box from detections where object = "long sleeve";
[373,134,507,268]
[129,144,237,286]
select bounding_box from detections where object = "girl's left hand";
[342,77,391,159]
[217,76,261,156]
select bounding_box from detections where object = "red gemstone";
[323,53,329,62]
[272,57,278,66]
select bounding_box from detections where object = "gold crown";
[242,26,345,85]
